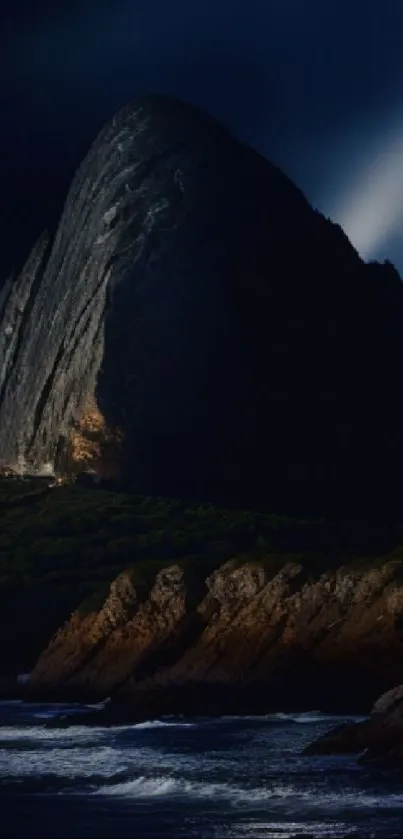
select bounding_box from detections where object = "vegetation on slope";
[0,477,402,673]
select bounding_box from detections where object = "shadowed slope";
[0,95,402,516]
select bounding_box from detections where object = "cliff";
[5,477,383,678]
[1,95,403,516]
[3,479,403,718]
[27,543,403,716]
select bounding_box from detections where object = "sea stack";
[0,94,402,516]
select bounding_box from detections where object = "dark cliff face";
[27,555,403,714]
[0,94,402,515]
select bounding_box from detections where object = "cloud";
[332,122,403,263]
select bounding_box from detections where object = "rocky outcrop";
[27,552,403,715]
[305,683,403,768]
[29,565,189,698]
[1,95,403,516]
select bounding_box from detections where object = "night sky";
[2,0,403,276]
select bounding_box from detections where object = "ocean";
[0,700,402,838]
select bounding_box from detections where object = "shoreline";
[0,680,373,729]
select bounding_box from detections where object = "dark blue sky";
[2,0,403,273]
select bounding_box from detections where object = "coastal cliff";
[27,542,403,716]
[1,95,403,516]
[2,480,403,720]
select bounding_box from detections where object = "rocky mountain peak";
[0,95,402,516]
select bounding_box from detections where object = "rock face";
[305,683,403,768]
[1,95,403,515]
[27,554,403,714]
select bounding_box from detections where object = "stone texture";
[1,95,403,516]
[305,683,403,768]
[28,554,403,713]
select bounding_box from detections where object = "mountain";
[1,94,403,517]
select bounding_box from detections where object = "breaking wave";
[96,772,403,812]
[0,700,400,838]
[132,720,196,730]
[96,774,278,801]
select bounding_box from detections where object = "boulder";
[305,683,403,767]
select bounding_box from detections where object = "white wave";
[217,712,366,724]
[282,787,403,811]
[85,697,111,710]
[218,714,271,722]
[0,725,107,741]
[275,711,322,722]
[100,775,179,797]
[97,774,288,802]
[272,712,367,724]
[0,745,129,779]
[302,790,403,811]
[96,773,403,811]
[133,719,196,730]
[8,720,196,738]
[0,721,168,741]
[219,822,357,838]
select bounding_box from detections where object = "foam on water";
[96,774,403,812]
[0,701,400,838]
[0,720,173,742]
[218,712,366,724]
[85,698,111,711]
[133,720,196,730]
[96,774,278,801]
[219,821,358,838]
[0,725,107,741]
[0,746,129,779]
[272,712,367,724]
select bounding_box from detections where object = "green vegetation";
[0,477,402,672]
[1,478,401,596]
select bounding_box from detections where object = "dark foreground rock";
[305,684,403,767]
[1,95,403,518]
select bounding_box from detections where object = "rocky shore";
[22,551,403,727]
[305,684,403,768]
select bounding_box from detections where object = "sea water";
[0,700,401,838]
